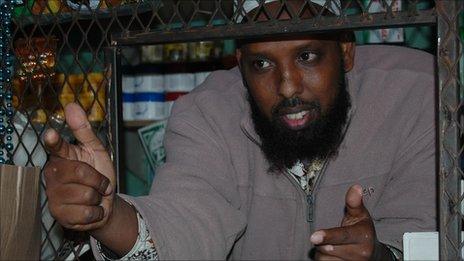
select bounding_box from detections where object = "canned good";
[141,45,163,63]
[163,43,188,62]
[188,41,215,61]
[164,73,195,92]
[123,93,134,121]
[135,74,164,93]
[123,75,137,93]
[133,92,166,120]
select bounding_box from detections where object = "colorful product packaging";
[122,75,135,121]
[133,74,165,120]
[364,0,404,43]
[164,73,195,116]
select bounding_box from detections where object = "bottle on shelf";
[13,37,58,124]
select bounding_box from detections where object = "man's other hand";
[310,185,392,261]
[44,103,116,231]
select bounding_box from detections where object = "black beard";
[247,71,351,172]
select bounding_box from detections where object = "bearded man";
[43,1,436,260]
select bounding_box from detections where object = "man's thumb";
[345,184,366,217]
[65,103,104,151]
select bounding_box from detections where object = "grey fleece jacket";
[92,45,436,260]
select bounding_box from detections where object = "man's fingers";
[73,162,112,195]
[316,244,370,260]
[45,157,112,196]
[310,221,372,245]
[53,184,103,206]
[54,204,104,227]
[43,128,78,160]
[314,251,344,261]
[64,103,105,151]
[310,186,376,260]
[344,184,368,218]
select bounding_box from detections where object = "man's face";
[237,35,355,170]
[238,36,351,128]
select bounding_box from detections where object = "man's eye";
[298,52,317,62]
[252,60,271,70]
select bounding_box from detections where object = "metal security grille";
[436,1,463,259]
[3,0,461,259]
[113,0,436,45]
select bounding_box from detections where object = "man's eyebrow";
[293,42,323,52]
[243,52,270,60]
[244,41,322,57]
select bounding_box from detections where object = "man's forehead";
[239,33,340,52]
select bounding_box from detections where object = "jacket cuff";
[90,200,159,260]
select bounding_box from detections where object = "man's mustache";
[272,97,321,116]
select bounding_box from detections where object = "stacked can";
[122,75,135,121]
[133,74,165,120]
[123,75,166,121]
[164,73,195,116]
[123,72,212,120]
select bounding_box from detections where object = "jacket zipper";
[282,158,330,259]
[306,114,353,225]
[282,157,329,227]
[306,159,329,225]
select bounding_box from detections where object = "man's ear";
[340,41,355,72]
[236,48,242,69]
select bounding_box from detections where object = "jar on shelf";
[141,45,163,63]
[14,37,57,81]
[188,41,215,61]
[163,43,188,62]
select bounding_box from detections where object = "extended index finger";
[310,221,371,246]
[64,103,105,151]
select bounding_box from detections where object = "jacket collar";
[231,67,263,146]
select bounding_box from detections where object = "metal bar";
[114,9,436,46]
[436,0,462,259]
[109,46,125,193]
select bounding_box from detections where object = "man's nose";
[278,69,303,99]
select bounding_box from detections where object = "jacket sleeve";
[373,73,436,251]
[116,101,247,260]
